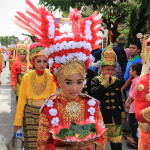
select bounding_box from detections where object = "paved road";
[0,63,137,150]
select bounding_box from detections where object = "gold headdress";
[8,46,15,53]
[16,44,28,54]
[14,0,103,87]
[29,43,45,61]
[101,45,117,66]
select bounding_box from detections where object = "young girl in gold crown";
[14,0,107,149]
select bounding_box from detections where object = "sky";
[0,0,62,41]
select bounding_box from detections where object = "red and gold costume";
[134,35,150,150]
[8,46,15,73]
[10,46,28,97]
[14,43,57,150]
[15,1,106,149]
[38,94,107,150]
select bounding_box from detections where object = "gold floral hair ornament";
[29,43,45,61]
[101,45,117,66]
[14,0,103,87]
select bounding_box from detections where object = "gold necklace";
[31,71,47,96]
[65,100,82,121]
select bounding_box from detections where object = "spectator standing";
[2,50,7,68]
[125,62,142,149]
[121,41,142,95]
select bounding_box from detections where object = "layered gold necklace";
[31,71,47,96]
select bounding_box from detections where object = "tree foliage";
[39,0,150,45]
[39,0,134,43]
[0,35,19,46]
[127,0,150,45]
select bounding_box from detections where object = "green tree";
[0,35,20,46]
[127,0,150,45]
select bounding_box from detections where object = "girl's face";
[61,73,84,100]
[34,56,48,71]
[19,52,27,61]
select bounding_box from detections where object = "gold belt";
[139,122,150,133]
[27,99,45,107]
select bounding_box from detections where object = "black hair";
[129,40,141,50]
[130,63,142,76]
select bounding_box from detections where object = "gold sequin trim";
[105,93,109,96]
[105,100,110,103]
[111,106,116,109]
[110,92,115,96]
[106,106,110,109]
[111,99,115,103]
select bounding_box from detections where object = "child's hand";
[104,74,111,83]
[125,100,130,110]
[128,98,134,104]
[12,86,16,92]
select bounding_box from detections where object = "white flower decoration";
[85,20,92,26]
[49,108,57,116]
[51,117,60,126]
[88,107,95,116]
[61,41,67,49]
[89,116,94,121]
[46,100,54,107]
[55,56,61,64]
[85,35,92,40]
[54,68,58,73]
[55,43,61,51]
[76,42,82,48]
[87,99,96,107]
[60,55,66,64]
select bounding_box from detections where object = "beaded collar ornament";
[14,0,103,86]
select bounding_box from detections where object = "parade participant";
[7,46,15,73]
[2,48,7,68]
[125,62,142,149]
[14,1,106,149]
[91,45,125,150]
[10,44,28,100]
[0,48,4,85]
[134,35,150,150]
[13,42,57,149]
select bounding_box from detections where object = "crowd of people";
[0,0,150,150]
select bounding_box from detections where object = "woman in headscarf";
[13,42,57,149]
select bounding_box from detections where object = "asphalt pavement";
[0,62,137,150]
